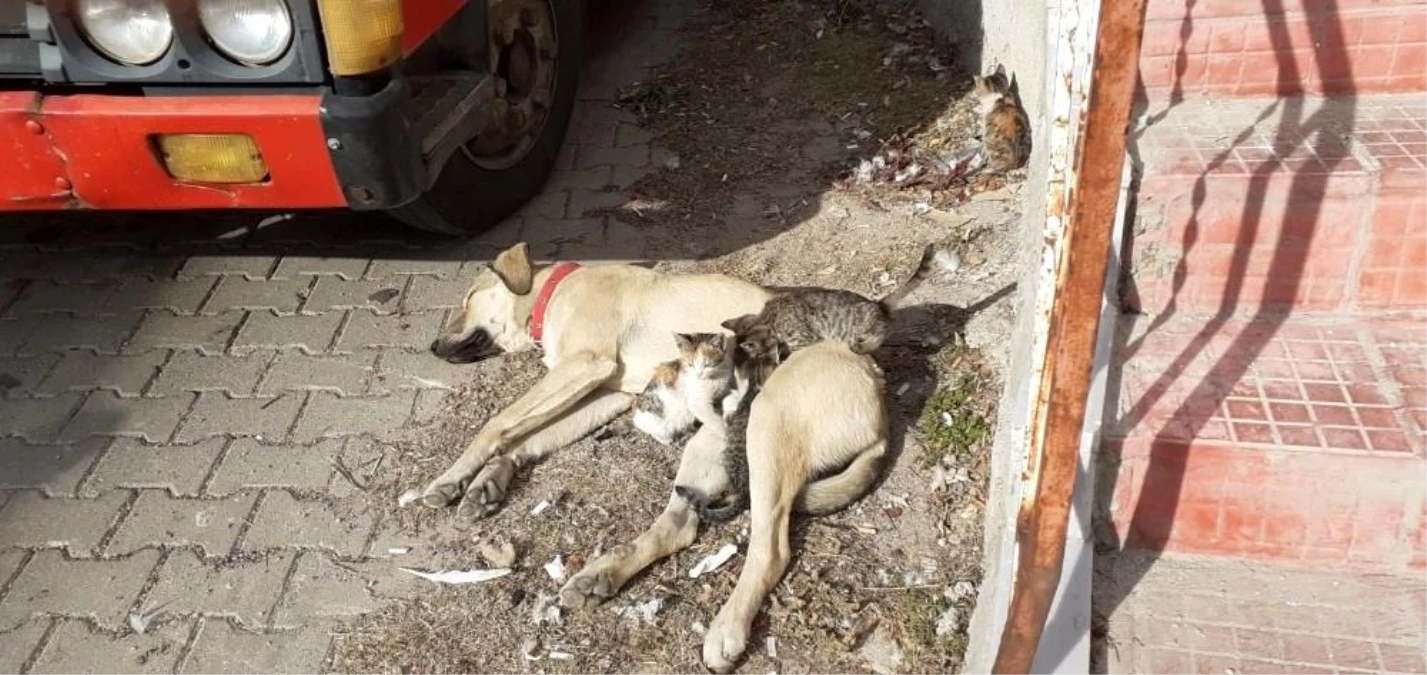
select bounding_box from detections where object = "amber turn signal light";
[155,133,269,184]
[316,0,404,76]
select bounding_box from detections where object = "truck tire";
[393,0,582,235]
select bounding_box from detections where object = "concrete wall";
[916,0,1087,672]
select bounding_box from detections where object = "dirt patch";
[331,0,1024,673]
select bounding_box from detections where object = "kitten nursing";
[632,333,737,446]
[972,65,1032,174]
[676,245,941,521]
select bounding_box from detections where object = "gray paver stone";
[567,189,631,217]
[403,276,468,310]
[0,548,25,585]
[149,351,273,396]
[36,351,166,397]
[0,354,59,397]
[0,621,47,673]
[30,618,190,674]
[364,257,463,280]
[0,490,128,557]
[0,316,41,356]
[335,311,444,352]
[291,391,416,442]
[232,311,343,354]
[242,491,374,556]
[61,392,195,443]
[148,551,293,629]
[0,549,160,631]
[182,620,332,674]
[371,349,473,393]
[272,255,369,280]
[579,143,650,169]
[6,280,119,316]
[84,438,226,497]
[178,255,276,280]
[303,278,404,315]
[174,392,303,443]
[256,352,374,396]
[103,278,215,316]
[0,438,107,495]
[0,394,84,442]
[204,438,339,496]
[273,553,381,626]
[107,490,258,558]
[125,312,242,355]
[22,312,144,355]
[203,278,305,316]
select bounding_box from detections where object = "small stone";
[479,540,517,568]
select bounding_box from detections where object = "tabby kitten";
[973,65,1032,174]
[632,333,736,446]
[731,243,938,357]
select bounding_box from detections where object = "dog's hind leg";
[560,422,730,610]
[455,389,634,520]
[702,440,805,673]
[421,351,617,507]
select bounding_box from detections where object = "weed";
[918,376,991,468]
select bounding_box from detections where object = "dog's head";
[430,242,537,364]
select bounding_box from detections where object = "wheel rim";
[463,0,558,171]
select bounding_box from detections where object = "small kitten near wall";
[632,333,737,446]
[972,65,1032,174]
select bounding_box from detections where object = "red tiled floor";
[1098,550,1427,675]
[1105,314,1427,565]
[1128,95,1427,314]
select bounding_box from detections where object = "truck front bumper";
[0,81,427,212]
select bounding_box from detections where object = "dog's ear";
[720,314,760,335]
[491,242,534,295]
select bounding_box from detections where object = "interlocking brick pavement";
[0,0,686,670]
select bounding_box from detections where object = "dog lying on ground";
[419,241,771,519]
[420,241,891,671]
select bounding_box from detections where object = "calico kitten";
[973,65,1032,174]
[730,243,938,357]
[674,328,784,522]
[633,333,735,446]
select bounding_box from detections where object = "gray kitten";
[734,243,938,356]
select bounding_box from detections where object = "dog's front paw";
[560,566,619,610]
[420,479,465,508]
[702,615,749,673]
[456,457,516,521]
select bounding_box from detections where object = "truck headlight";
[198,0,295,66]
[76,0,174,66]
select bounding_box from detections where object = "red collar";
[529,262,581,346]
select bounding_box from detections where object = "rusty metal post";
[990,0,1147,671]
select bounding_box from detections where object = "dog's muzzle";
[430,329,503,364]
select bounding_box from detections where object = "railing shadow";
[1087,0,1360,669]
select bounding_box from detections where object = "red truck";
[1,0,581,234]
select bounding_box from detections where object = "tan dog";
[419,241,771,518]
[560,340,888,672]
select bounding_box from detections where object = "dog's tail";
[877,243,958,312]
[795,439,887,516]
